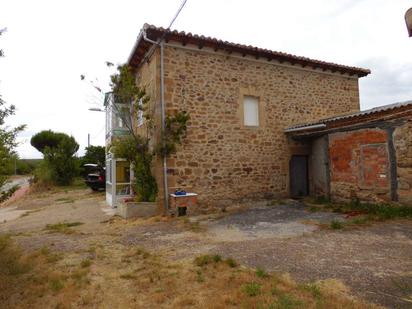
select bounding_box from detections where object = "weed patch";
[275,293,303,308]
[49,277,65,292]
[243,282,261,296]
[256,267,269,278]
[0,235,31,275]
[44,222,83,234]
[194,255,213,267]
[225,257,237,268]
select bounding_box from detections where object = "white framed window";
[137,98,143,127]
[243,96,259,126]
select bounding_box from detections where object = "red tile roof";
[128,24,371,77]
[285,100,412,135]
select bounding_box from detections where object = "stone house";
[107,24,378,210]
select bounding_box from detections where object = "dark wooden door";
[290,155,309,198]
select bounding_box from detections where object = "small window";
[243,96,259,126]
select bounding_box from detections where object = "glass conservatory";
[104,93,132,207]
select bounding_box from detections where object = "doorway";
[290,155,309,198]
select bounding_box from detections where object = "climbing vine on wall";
[109,64,189,202]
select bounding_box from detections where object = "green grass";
[274,294,303,308]
[44,222,83,234]
[255,267,269,278]
[325,199,412,230]
[243,282,261,296]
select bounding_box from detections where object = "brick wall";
[153,44,361,207]
[328,128,391,202]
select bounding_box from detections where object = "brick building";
[108,24,400,210]
[286,101,412,205]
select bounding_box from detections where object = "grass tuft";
[194,255,213,267]
[255,267,269,278]
[49,277,65,292]
[275,293,303,308]
[242,282,261,296]
[225,257,237,268]
[80,259,92,268]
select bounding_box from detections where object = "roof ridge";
[139,24,370,76]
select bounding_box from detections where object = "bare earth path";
[1,190,411,308]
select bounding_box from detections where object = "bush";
[0,185,19,203]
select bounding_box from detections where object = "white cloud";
[1,0,412,158]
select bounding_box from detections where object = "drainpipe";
[142,31,169,213]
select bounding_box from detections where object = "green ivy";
[156,111,190,156]
[109,64,189,203]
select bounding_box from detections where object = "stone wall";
[393,120,412,205]
[157,44,360,207]
[328,128,391,202]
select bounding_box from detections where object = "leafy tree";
[0,26,25,200]
[82,145,105,166]
[31,130,79,185]
[30,130,71,154]
[0,96,25,189]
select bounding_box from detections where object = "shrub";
[0,185,19,203]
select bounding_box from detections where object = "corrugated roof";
[285,100,412,132]
[128,24,370,77]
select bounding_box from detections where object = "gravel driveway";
[124,202,412,308]
[2,189,411,308]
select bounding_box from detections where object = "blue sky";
[1,0,412,158]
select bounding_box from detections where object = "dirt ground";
[1,188,411,308]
